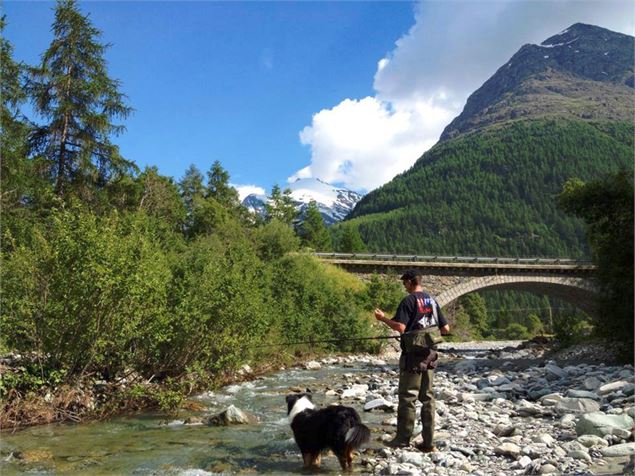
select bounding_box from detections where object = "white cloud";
[232,184,266,201]
[293,0,634,193]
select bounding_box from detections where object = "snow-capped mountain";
[241,178,363,226]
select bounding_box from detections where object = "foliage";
[557,170,634,353]
[331,224,367,252]
[253,218,300,261]
[1,207,171,378]
[265,184,297,225]
[299,200,331,251]
[269,255,377,354]
[501,323,530,340]
[459,293,489,338]
[348,119,633,257]
[363,274,404,314]
[27,0,135,202]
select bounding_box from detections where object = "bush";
[1,207,171,378]
[503,322,530,340]
[269,254,376,353]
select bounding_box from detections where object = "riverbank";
[0,347,349,430]
[0,339,633,475]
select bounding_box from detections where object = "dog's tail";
[345,424,371,449]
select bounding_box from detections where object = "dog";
[286,392,370,471]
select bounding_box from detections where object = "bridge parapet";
[314,253,598,315]
[314,253,595,275]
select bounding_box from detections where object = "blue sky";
[4,1,633,197]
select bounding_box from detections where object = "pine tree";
[28,0,134,201]
[206,160,239,208]
[299,201,331,251]
[1,15,40,242]
[265,184,297,226]
[335,225,366,253]
[179,164,205,232]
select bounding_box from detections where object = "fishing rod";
[254,335,399,349]
[254,331,457,350]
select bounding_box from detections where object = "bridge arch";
[436,275,599,315]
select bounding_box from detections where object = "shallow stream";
[0,361,388,475]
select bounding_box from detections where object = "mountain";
[345,23,634,258]
[441,23,634,141]
[242,178,363,226]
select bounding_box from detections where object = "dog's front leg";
[302,453,312,468]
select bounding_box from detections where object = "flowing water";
[0,361,389,475]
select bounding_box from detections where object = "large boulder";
[207,405,258,426]
[575,412,634,437]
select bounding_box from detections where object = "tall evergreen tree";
[206,160,239,208]
[334,225,366,253]
[265,184,297,226]
[27,0,134,201]
[299,200,331,251]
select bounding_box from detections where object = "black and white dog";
[286,392,370,471]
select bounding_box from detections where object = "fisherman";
[374,269,450,452]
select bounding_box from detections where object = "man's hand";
[374,309,386,322]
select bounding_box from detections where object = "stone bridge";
[314,253,598,315]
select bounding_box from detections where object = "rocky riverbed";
[297,340,634,476]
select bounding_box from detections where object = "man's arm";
[374,309,406,334]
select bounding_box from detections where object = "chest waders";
[390,327,442,448]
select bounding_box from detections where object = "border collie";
[286,393,371,471]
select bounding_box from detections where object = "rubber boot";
[385,401,414,448]
[386,372,417,448]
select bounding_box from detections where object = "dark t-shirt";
[392,291,448,331]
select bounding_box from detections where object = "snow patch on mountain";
[240,178,363,226]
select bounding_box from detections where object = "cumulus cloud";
[292,0,633,192]
[232,184,266,201]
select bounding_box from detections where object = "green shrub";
[503,322,530,340]
[1,207,171,378]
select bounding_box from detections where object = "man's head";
[400,269,422,292]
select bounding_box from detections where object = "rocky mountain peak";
[440,23,634,141]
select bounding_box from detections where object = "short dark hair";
[400,269,421,285]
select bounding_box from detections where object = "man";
[374,269,450,452]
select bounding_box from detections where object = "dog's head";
[286,392,313,416]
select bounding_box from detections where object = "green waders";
[395,353,435,447]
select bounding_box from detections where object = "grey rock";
[598,380,629,395]
[207,405,258,426]
[566,389,600,400]
[494,442,521,458]
[399,451,425,466]
[555,397,600,414]
[364,398,394,412]
[540,393,563,406]
[532,434,555,446]
[545,364,567,379]
[576,412,635,437]
[568,449,592,462]
[576,434,609,447]
[600,442,635,457]
[303,361,321,370]
[583,376,603,390]
[539,463,558,474]
[518,455,532,468]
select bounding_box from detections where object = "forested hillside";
[347,119,633,257]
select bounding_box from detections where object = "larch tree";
[299,200,331,251]
[28,0,134,202]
